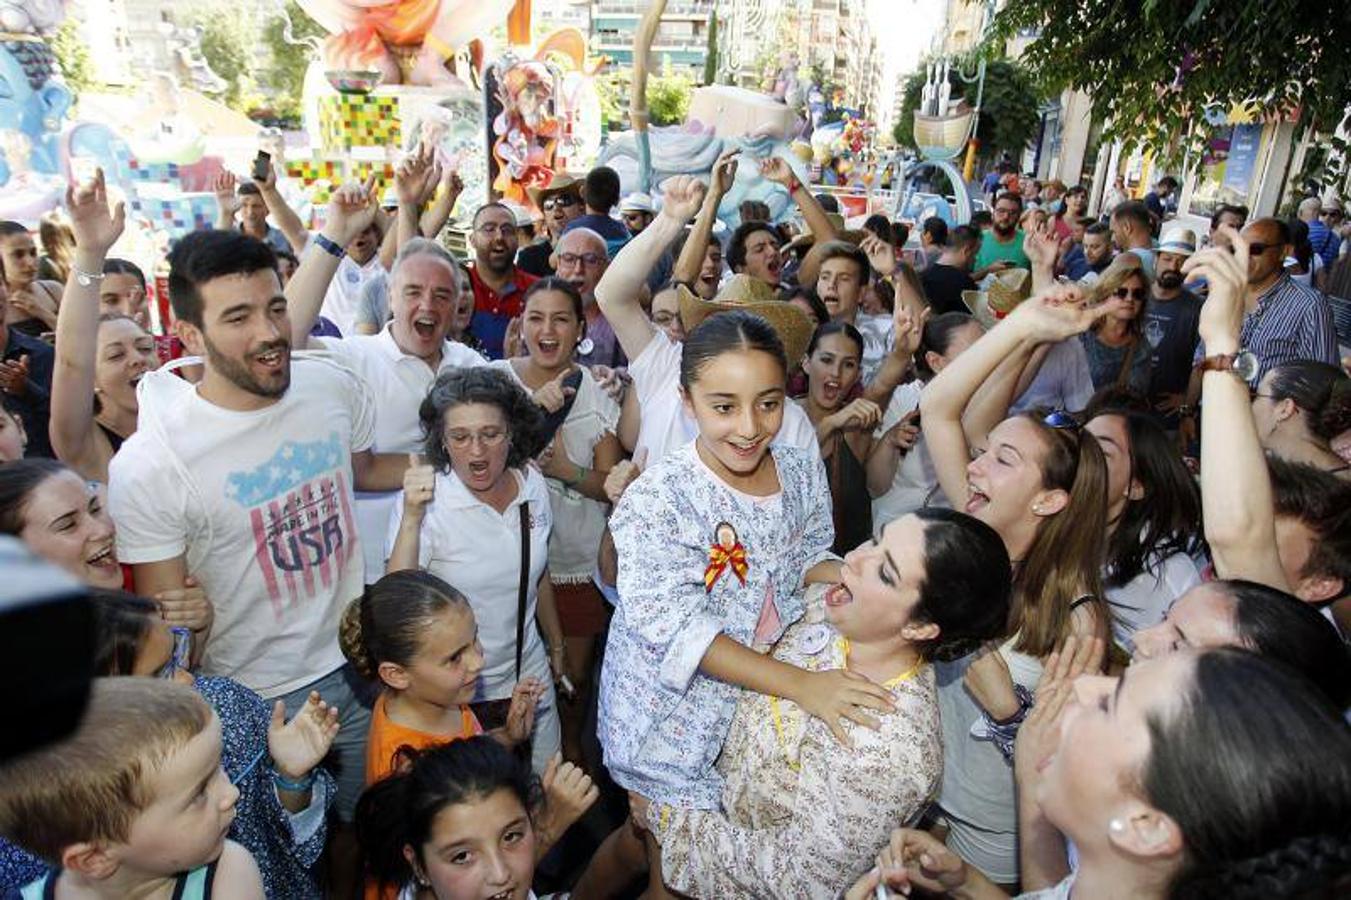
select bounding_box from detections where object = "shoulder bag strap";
[516,500,530,680]
[1114,335,1140,389]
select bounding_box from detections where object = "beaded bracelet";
[272,768,317,793]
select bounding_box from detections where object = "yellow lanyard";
[768,639,924,771]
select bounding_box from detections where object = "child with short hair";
[0,677,264,899]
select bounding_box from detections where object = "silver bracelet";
[74,267,105,287]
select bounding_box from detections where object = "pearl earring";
[1109,818,1127,836]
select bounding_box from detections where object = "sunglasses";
[542,195,578,211]
[1246,242,1274,256]
[156,626,192,679]
[1114,287,1148,301]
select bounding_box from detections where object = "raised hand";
[1023,220,1060,270]
[212,170,240,217]
[395,142,439,206]
[0,355,30,396]
[1009,282,1127,344]
[502,677,544,745]
[861,232,898,278]
[659,175,708,225]
[830,397,883,433]
[402,454,436,517]
[892,301,929,359]
[758,155,796,187]
[590,364,629,403]
[604,448,646,505]
[154,576,213,633]
[541,754,600,836]
[322,175,380,247]
[503,316,523,359]
[65,168,125,256]
[1184,225,1248,347]
[710,147,741,197]
[268,691,340,783]
[533,369,577,413]
[884,411,921,453]
[792,668,896,747]
[442,167,465,200]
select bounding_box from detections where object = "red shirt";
[467,265,537,359]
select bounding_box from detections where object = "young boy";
[0,678,263,899]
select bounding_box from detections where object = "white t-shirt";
[493,361,619,582]
[628,330,820,464]
[314,326,486,580]
[320,254,386,336]
[108,355,375,697]
[1105,551,1202,651]
[871,381,948,525]
[854,312,895,386]
[386,467,553,701]
[1010,338,1094,414]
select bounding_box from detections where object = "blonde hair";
[0,678,212,862]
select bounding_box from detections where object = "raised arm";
[1186,229,1290,589]
[420,168,464,240]
[673,148,738,285]
[385,143,440,271]
[922,286,1123,509]
[50,170,125,479]
[212,170,239,231]
[284,177,379,348]
[1023,221,1059,293]
[760,156,837,243]
[596,175,707,361]
[256,162,310,255]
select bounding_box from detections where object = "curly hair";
[419,367,547,472]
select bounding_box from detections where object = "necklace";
[768,637,924,771]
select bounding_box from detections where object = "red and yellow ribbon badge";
[704,542,749,592]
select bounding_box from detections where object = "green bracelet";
[569,463,586,486]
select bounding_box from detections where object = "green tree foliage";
[988,0,1351,169]
[648,69,694,126]
[194,7,256,110]
[894,58,1041,161]
[50,19,94,101]
[259,1,327,126]
[703,12,718,86]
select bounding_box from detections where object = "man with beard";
[1141,226,1203,430]
[1065,222,1115,283]
[554,227,627,369]
[973,192,1030,279]
[107,187,416,868]
[519,174,583,278]
[467,202,537,359]
[284,159,487,580]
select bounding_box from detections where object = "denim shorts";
[278,663,376,822]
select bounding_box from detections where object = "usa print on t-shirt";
[225,431,359,613]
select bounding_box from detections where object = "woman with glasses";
[491,277,625,767]
[919,285,1121,886]
[0,589,340,899]
[386,366,565,773]
[1250,360,1351,477]
[48,171,162,484]
[1079,269,1152,394]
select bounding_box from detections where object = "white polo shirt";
[629,330,820,464]
[314,326,486,579]
[386,467,553,701]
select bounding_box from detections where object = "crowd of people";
[0,141,1348,900]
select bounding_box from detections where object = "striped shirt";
[1194,274,1338,380]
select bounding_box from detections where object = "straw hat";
[677,275,814,362]
[1158,225,1197,256]
[526,173,581,209]
[961,268,1032,327]
[619,192,655,213]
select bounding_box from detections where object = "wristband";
[272,768,317,793]
[313,233,345,259]
[787,175,803,194]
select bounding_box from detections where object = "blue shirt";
[1,328,53,459]
[1308,218,1341,270]
[562,213,631,258]
[1193,274,1339,380]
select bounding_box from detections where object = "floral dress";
[598,442,835,808]
[650,594,942,898]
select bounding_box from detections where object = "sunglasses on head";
[1042,409,1081,431]
[1114,287,1148,301]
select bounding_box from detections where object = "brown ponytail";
[338,571,472,687]
[338,592,376,679]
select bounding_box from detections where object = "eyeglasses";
[1250,388,1279,402]
[157,626,192,679]
[1114,287,1148,301]
[1042,409,1081,431]
[475,223,518,238]
[557,252,605,268]
[542,195,578,212]
[1321,210,1343,220]
[445,428,509,450]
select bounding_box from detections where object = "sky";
[867,0,946,128]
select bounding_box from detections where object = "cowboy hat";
[677,274,814,363]
[961,267,1031,327]
[526,173,581,209]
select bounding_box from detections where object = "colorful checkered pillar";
[317,93,403,155]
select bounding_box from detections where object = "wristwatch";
[1195,350,1258,383]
